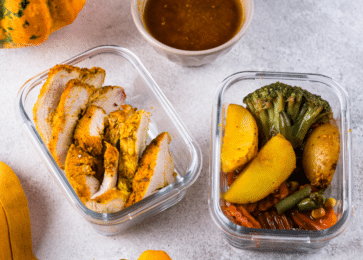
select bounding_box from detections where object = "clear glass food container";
[15,45,202,235]
[209,71,352,252]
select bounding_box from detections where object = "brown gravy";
[143,0,243,51]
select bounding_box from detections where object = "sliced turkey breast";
[33,65,82,145]
[33,65,105,146]
[126,132,175,207]
[49,80,95,169]
[71,175,100,202]
[64,144,101,201]
[66,142,129,213]
[88,86,126,115]
[91,142,119,199]
[74,106,107,157]
[118,110,150,181]
[104,105,137,146]
[86,188,129,213]
[79,67,106,88]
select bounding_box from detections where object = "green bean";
[298,192,326,211]
[298,198,318,211]
[313,193,326,207]
[275,185,312,214]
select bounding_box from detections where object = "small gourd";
[138,250,172,260]
[0,0,86,48]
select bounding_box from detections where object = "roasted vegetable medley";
[221,82,340,230]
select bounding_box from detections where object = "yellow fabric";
[138,250,172,260]
[0,204,12,260]
[0,162,37,260]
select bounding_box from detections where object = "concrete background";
[0,0,362,259]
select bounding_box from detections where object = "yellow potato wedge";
[221,104,258,173]
[302,123,340,188]
[223,134,296,204]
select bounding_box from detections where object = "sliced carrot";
[236,205,261,228]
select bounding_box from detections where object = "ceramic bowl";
[131,0,254,67]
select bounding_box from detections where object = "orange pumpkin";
[138,250,172,260]
[0,0,86,48]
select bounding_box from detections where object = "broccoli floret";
[243,82,332,148]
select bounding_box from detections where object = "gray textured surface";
[0,0,362,259]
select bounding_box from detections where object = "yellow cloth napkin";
[0,162,37,260]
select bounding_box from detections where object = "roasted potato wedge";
[223,134,296,204]
[302,123,340,188]
[221,104,258,173]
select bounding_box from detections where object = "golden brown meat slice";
[66,143,129,213]
[91,142,119,199]
[104,105,137,146]
[74,106,108,157]
[85,188,129,213]
[86,142,131,213]
[88,86,127,115]
[126,132,175,207]
[79,68,106,88]
[49,80,95,169]
[118,110,150,181]
[65,144,98,179]
[33,65,105,146]
[65,144,100,202]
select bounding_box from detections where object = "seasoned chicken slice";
[126,132,175,207]
[72,175,100,203]
[33,65,105,146]
[79,68,106,88]
[91,142,119,199]
[65,144,100,202]
[49,80,95,169]
[118,110,150,181]
[86,188,129,213]
[74,106,107,157]
[33,65,82,145]
[66,143,129,213]
[88,86,126,115]
[104,105,137,146]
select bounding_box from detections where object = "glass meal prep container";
[15,45,202,235]
[209,71,352,252]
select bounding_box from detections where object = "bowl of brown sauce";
[131,0,254,67]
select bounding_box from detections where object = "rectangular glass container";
[15,45,202,235]
[209,71,352,252]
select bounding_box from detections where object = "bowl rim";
[15,45,203,224]
[208,71,353,243]
[131,0,254,56]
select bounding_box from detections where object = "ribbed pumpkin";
[138,250,172,260]
[0,0,86,48]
